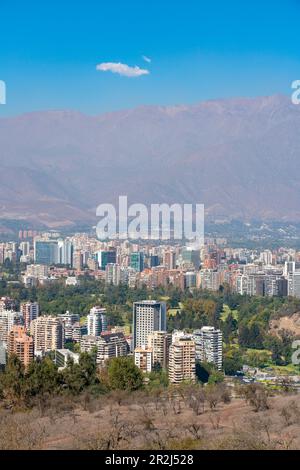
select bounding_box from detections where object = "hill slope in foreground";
[0,94,300,228]
[1,391,300,450]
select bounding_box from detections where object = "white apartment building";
[87,306,107,336]
[193,326,223,370]
[30,316,64,354]
[0,310,23,343]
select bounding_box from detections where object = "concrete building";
[147,330,171,369]
[133,300,166,349]
[30,316,64,354]
[0,340,6,370]
[193,326,223,370]
[54,349,80,369]
[169,337,196,384]
[34,239,59,265]
[130,252,144,272]
[105,263,121,286]
[58,311,81,342]
[8,325,34,368]
[87,306,107,336]
[20,302,39,330]
[96,332,129,366]
[288,271,300,298]
[0,310,23,343]
[134,347,153,373]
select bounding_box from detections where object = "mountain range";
[0,94,299,228]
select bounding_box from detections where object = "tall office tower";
[133,300,166,349]
[58,239,73,266]
[87,306,107,336]
[168,337,196,384]
[98,250,117,270]
[73,251,84,270]
[181,248,201,270]
[147,330,172,369]
[34,239,59,265]
[20,302,39,330]
[150,255,160,268]
[193,326,223,370]
[20,241,30,257]
[0,310,23,343]
[134,347,153,373]
[8,326,34,368]
[130,252,144,272]
[284,261,296,278]
[105,263,121,286]
[30,316,64,354]
[288,271,300,298]
[163,250,176,270]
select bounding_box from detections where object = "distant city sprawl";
[0,228,300,382]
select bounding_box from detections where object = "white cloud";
[96,62,149,77]
[142,55,151,63]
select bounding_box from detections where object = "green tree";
[0,355,28,405]
[107,357,143,391]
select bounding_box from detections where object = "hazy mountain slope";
[0,94,299,227]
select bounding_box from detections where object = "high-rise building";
[20,302,39,330]
[147,330,171,369]
[30,316,64,354]
[181,248,200,270]
[20,241,30,257]
[134,347,152,373]
[193,326,223,370]
[58,239,73,266]
[133,300,166,349]
[8,325,34,368]
[73,251,84,270]
[163,250,176,270]
[34,239,59,265]
[96,332,129,366]
[150,255,160,268]
[58,311,81,342]
[130,252,144,272]
[98,250,117,270]
[0,310,23,343]
[0,340,6,371]
[87,306,107,336]
[169,337,196,383]
[105,263,121,286]
[288,271,300,298]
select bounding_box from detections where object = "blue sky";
[0,0,300,115]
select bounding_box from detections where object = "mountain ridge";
[0,94,299,228]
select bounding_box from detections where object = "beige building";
[30,316,64,354]
[8,325,34,368]
[169,337,196,384]
[134,347,153,373]
[147,330,171,370]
